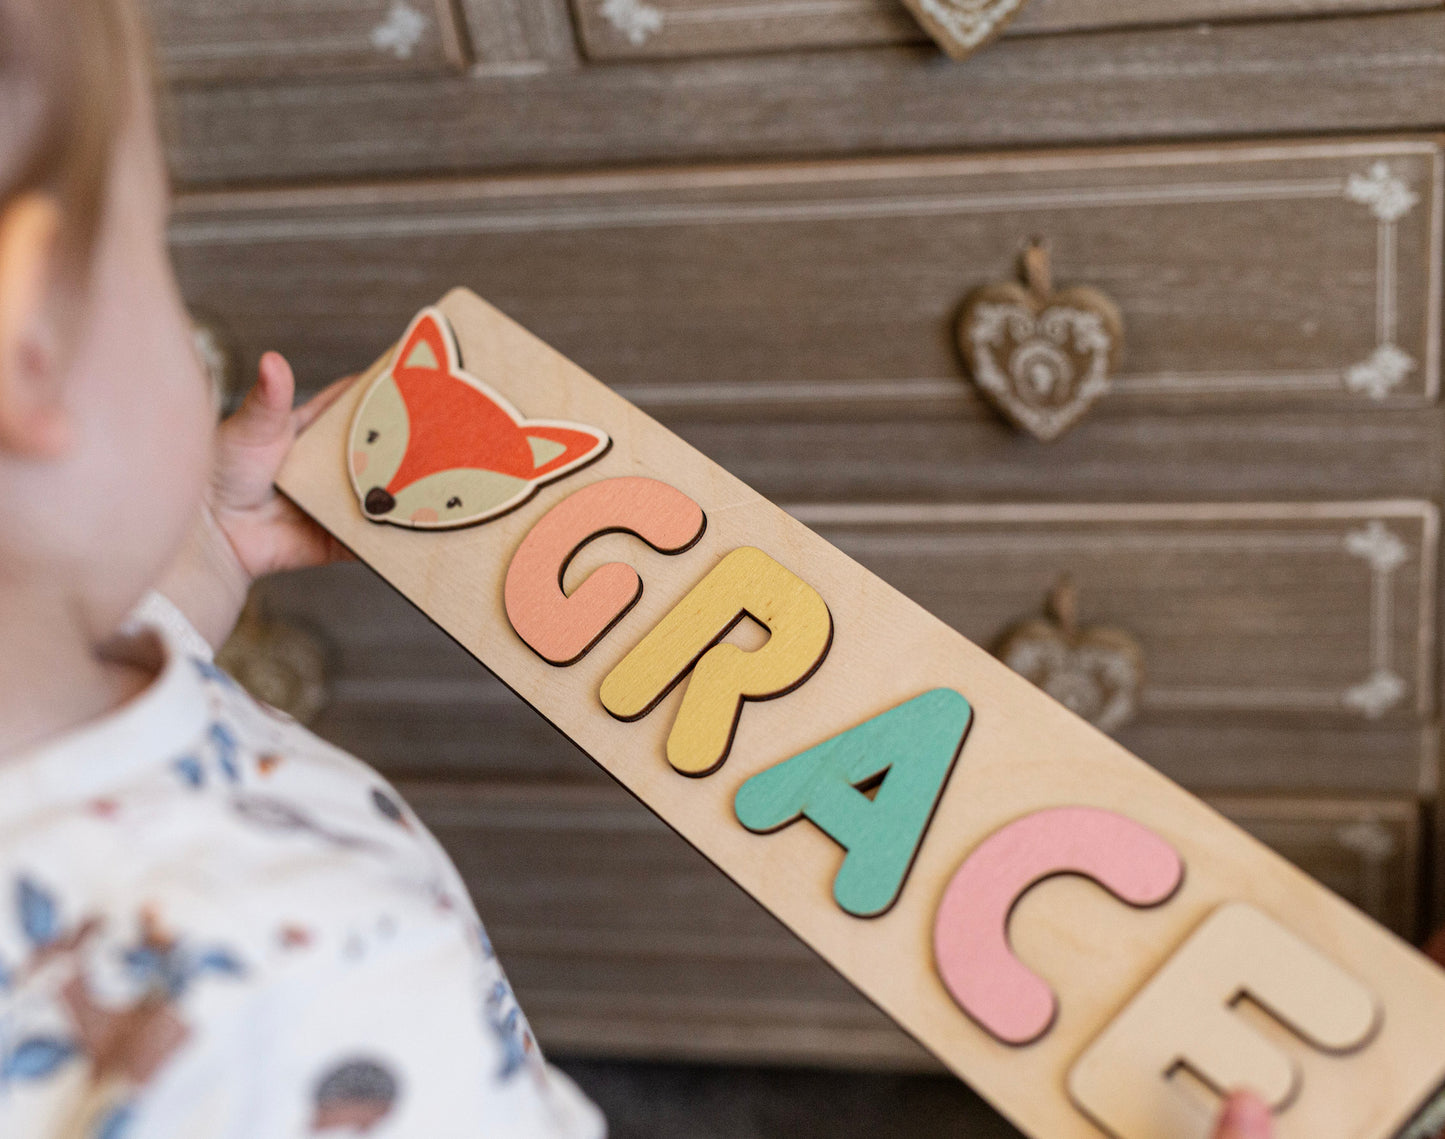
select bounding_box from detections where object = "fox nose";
[364,487,396,517]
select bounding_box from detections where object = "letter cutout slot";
[933,807,1184,1046]
[600,546,833,777]
[505,477,707,665]
[1068,903,1380,1139]
[735,688,974,918]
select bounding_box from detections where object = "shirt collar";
[0,616,212,824]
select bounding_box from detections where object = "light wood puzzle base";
[277,289,1445,1139]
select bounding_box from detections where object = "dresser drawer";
[401,781,1422,1067]
[251,499,1437,794]
[146,0,467,82]
[174,139,1442,437]
[569,0,1440,61]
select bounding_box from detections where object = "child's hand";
[158,352,356,650]
[1213,1091,1273,1139]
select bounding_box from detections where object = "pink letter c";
[933,807,1183,1046]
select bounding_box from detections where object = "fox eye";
[366,430,379,444]
[446,496,463,510]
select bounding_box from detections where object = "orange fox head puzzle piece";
[348,308,610,529]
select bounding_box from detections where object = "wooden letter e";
[1068,902,1380,1139]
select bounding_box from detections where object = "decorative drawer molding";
[147,0,467,82]
[791,501,1438,722]
[404,780,1421,1067]
[172,139,1442,417]
[571,0,1440,60]
[161,17,1445,185]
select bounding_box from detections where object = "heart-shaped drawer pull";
[957,241,1125,442]
[899,0,1030,60]
[993,578,1143,734]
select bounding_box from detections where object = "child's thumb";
[225,352,296,449]
[1213,1091,1273,1139]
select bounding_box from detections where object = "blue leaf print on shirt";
[172,756,205,789]
[94,1103,135,1139]
[484,980,531,1081]
[17,877,60,948]
[194,948,246,979]
[124,936,247,999]
[191,658,236,690]
[3,1036,78,1080]
[209,723,240,784]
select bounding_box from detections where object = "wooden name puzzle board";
[278,288,1445,1139]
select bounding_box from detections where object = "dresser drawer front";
[173,140,1443,418]
[254,501,1437,792]
[569,0,1441,61]
[405,781,1421,1066]
[147,0,466,81]
[801,502,1437,723]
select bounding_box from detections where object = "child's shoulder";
[0,633,472,984]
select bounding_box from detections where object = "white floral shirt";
[0,595,605,1139]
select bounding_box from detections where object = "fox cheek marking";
[352,450,369,476]
[411,509,440,524]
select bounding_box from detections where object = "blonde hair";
[0,0,146,272]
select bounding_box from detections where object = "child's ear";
[0,194,71,459]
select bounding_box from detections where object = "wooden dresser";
[159,0,1445,1071]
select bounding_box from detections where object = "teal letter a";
[734,688,973,918]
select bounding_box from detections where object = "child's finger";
[293,374,359,434]
[224,352,297,451]
[1213,1091,1273,1139]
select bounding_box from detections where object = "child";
[0,1,603,1135]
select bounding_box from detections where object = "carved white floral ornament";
[957,241,1125,441]
[903,0,1029,59]
[600,0,665,46]
[1346,162,1421,223]
[371,0,428,60]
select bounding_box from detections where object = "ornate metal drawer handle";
[993,578,1143,734]
[957,240,1125,442]
[217,596,331,726]
[899,0,1030,60]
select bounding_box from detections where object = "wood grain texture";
[277,290,1445,1139]
[402,780,1422,1068]
[147,0,466,82]
[797,503,1439,724]
[170,139,1443,422]
[455,0,580,72]
[160,15,1445,185]
[569,0,1441,61]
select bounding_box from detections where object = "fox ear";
[524,424,610,479]
[393,309,460,379]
